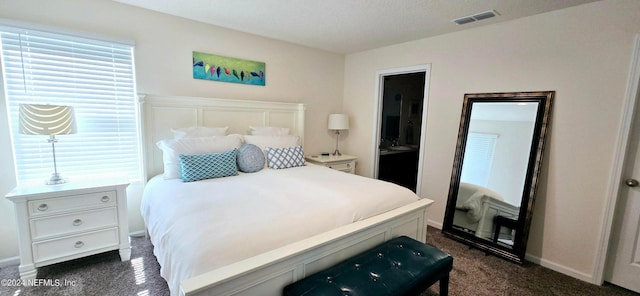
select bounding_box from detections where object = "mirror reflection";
[452,102,538,247]
[443,91,553,264]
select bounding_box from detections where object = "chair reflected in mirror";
[453,182,519,244]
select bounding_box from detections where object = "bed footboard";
[181,198,434,296]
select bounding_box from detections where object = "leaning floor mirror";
[442,91,553,263]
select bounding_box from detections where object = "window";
[460,132,498,187]
[1,24,141,184]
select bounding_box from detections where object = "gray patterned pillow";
[266,146,306,169]
[236,144,265,173]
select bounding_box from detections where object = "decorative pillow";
[171,126,229,138]
[236,144,265,173]
[243,135,300,168]
[178,149,238,182]
[266,146,306,169]
[248,126,290,136]
[156,134,242,179]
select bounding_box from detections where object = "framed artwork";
[193,51,265,86]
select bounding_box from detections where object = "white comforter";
[455,182,505,223]
[141,164,419,295]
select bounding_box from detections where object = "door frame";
[594,34,640,284]
[371,64,431,196]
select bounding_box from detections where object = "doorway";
[372,65,430,194]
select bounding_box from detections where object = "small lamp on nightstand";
[19,104,77,185]
[328,113,349,156]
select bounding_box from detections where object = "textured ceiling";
[113,0,600,54]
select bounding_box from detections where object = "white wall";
[0,0,344,261]
[343,0,640,282]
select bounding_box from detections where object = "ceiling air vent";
[452,10,498,25]
[453,17,475,25]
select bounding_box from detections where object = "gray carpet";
[0,235,168,296]
[0,227,637,296]
[421,228,637,296]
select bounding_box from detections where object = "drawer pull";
[74,241,84,248]
[37,204,48,211]
[347,163,351,168]
[101,196,110,202]
[72,219,83,226]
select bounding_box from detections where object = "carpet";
[0,227,637,296]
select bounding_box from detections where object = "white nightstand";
[306,154,357,174]
[5,177,131,280]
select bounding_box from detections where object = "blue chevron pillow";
[266,146,306,169]
[178,149,238,182]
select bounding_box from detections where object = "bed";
[138,94,434,296]
[453,182,519,241]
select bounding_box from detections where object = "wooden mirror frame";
[442,91,554,263]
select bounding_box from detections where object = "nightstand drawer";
[28,191,116,216]
[30,207,118,240]
[32,228,119,264]
[325,161,354,172]
[306,155,357,174]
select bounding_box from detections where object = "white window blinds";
[1,26,141,184]
[460,132,498,187]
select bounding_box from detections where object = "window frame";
[0,19,142,185]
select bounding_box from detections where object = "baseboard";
[0,256,19,267]
[524,253,595,283]
[129,230,146,238]
[427,219,442,230]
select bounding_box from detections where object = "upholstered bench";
[283,236,453,296]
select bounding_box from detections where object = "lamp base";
[332,130,342,156]
[46,172,67,185]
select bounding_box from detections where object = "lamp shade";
[19,104,77,135]
[328,114,349,130]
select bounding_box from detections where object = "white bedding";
[455,182,505,223]
[141,163,419,295]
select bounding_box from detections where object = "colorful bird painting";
[192,51,265,86]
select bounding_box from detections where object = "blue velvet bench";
[283,236,453,296]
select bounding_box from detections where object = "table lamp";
[19,104,77,185]
[328,114,349,156]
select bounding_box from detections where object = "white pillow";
[171,126,229,138]
[156,134,242,179]
[248,126,290,136]
[243,135,300,151]
[243,135,300,168]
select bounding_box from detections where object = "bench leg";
[439,275,449,296]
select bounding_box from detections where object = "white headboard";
[138,94,305,180]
